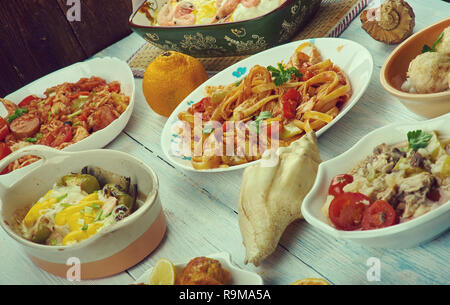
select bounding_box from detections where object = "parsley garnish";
[7,108,28,123]
[267,63,302,86]
[250,111,273,134]
[407,130,432,151]
[203,124,214,134]
[422,32,444,53]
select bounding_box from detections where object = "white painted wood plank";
[1,0,449,285]
[105,134,327,285]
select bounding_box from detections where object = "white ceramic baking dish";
[1,57,135,182]
[302,113,450,249]
[0,145,166,279]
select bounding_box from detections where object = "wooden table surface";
[1,0,449,285]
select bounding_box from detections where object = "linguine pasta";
[177,42,352,169]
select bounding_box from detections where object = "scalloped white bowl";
[134,252,263,285]
[301,113,450,248]
[0,57,135,182]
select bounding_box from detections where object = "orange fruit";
[290,278,331,285]
[142,51,209,117]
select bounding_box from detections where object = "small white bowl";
[301,113,450,249]
[0,145,166,279]
[134,252,264,285]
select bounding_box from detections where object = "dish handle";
[0,145,63,195]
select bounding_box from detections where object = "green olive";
[103,184,134,212]
[118,194,134,211]
[58,174,100,194]
[31,222,51,244]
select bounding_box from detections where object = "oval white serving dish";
[134,252,264,285]
[161,37,373,172]
[0,145,166,279]
[0,57,135,181]
[301,113,450,249]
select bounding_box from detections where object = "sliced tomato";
[41,124,73,147]
[0,117,10,141]
[192,97,211,113]
[361,200,397,230]
[299,62,314,81]
[18,95,37,107]
[329,192,371,231]
[281,88,300,119]
[0,142,12,174]
[328,174,354,197]
[108,82,121,93]
[0,142,11,160]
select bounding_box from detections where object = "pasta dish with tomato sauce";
[0,77,130,174]
[177,42,352,169]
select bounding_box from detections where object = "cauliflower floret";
[407,52,450,93]
[435,26,450,56]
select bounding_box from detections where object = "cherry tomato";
[329,192,371,231]
[361,200,397,230]
[281,88,300,119]
[18,95,38,107]
[0,117,10,141]
[328,174,354,197]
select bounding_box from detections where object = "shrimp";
[241,0,260,8]
[216,0,240,20]
[173,1,196,26]
[156,2,175,26]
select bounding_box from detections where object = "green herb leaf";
[94,210,103,222]
[91,203,101,209]
[407,130,432,151]
[422,32,444,53]
[81,224,88,231]
[36,133,43,139]
[7,108,29,122]
[25,137,38,143]
[203,124,215,134]
[267,64,302,87]
[250,111,273,134]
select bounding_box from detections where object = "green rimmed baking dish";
[128,0,322,57]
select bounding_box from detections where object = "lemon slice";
[290,278,330,285]
[148,258,176,285]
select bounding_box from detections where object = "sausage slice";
[10,114,40,139]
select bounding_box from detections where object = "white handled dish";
[161,37,373,172]
[1,57,135,181]
[134,252,264,285]
[301,113,450,248]
[0,145,166,279]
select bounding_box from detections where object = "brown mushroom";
[360,0,415,44]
